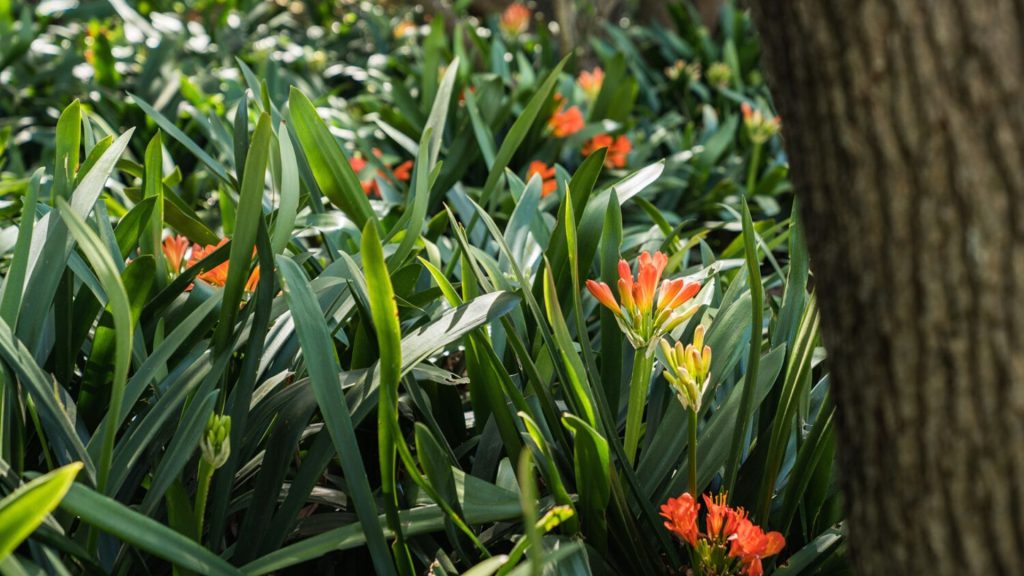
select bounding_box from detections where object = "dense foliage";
[0,1,847,574]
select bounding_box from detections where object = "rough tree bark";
[749,2,1024,574]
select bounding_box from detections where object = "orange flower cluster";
[586,251,701,350]
[163,236,260,292]
[348,150,413,197]
[662,492,785,576]
[526,161,557,197]
[500,3,530,36]
[548,104,584,138]
[740,102,781,144]
[583,134,631,169]
[577,67,604,101]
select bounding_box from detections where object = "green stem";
[623,348,655,466]
[194,459,214,541]
[746,142,763,194]
[688,407,698,497]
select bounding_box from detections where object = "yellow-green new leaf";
[0,462,83,561]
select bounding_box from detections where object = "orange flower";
[245,265,261,293]
[162,235,190,274]
[500,3,531,36]
[393,20,416,39]
[632,251,666,311]
[660,492,699,547]
[189,239,230,287]
[348,156,377,196]
[548,105,584,138]
[392,160,413,182]
[526,160,557,197]
[741,102,781,144]
[187,239,259,292]
[729,518,785,576]
[703,492,746,542]
[350,154,413,195]
[586,251,701,350]
[577,67,604,101]
[584,279,619,315]
[583,134,631,169]
[662,490,785,576]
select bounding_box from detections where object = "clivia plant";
[0,1,843,575]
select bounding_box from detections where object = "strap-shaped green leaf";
[276,255,396,576]
[59,482,241,576]
[287,88,376,230]
[57,198,132,495]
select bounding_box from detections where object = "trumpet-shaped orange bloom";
[393,160,413,182]
[348,156,378,196]
[162,235,190,274]
[349,156,367,172]
[548,105,584,138]
[188,239,231,287]
[583,134,631,169]
[500,3,530,36]
[187,238,260,292]
[661,492,699,547]
[349,155,413,196]
[703,492,746,542]
[586,251,701,350]
[661,491,784,576]
[526,161,557,197]
[578,67,604,101]
[729,518,786,576]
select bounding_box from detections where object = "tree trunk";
[749,2,1024,574]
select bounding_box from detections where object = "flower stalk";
[746,141,762,193]
[624,347,656,465]
[688,408,698,497]
[586,251,703,466]
[195,413,231,541]
[661,325,712,496]
[740,102,780,193]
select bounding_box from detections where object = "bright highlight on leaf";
[0,462,83,561]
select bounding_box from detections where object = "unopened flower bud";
[201,413,232,469]
[707,62,731,88]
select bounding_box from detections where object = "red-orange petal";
[764,532,785,556]
[617,259,633,289]
[665,280,701,311]
[617,277,636,311]
[162,235,190,272]
[393,160,413,182]
[586,280,620,314]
